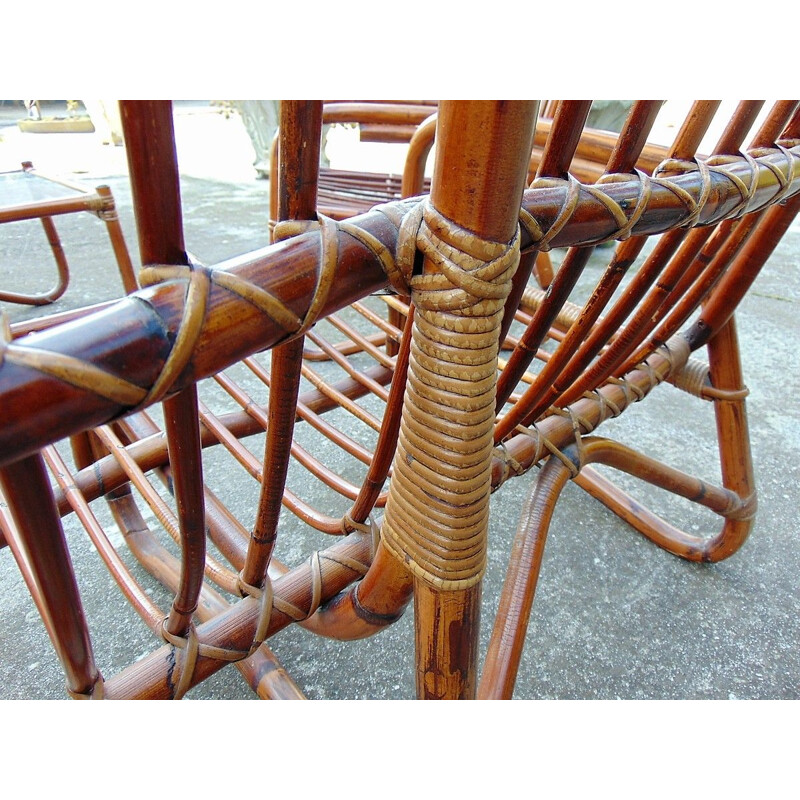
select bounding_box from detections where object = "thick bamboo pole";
[396,101,538,699]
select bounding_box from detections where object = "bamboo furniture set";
[0,99,798,699]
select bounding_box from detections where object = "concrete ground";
[0,101,798,702]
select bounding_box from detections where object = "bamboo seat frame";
[0,99,798,699]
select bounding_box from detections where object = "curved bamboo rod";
[0,216,70,305]
[478,444,575,699]
[118,100,207,644]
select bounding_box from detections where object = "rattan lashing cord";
[379,201,521,591]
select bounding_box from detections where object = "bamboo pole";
[0,455,102,697]
[396,101,538,699]
[119,101,207,642]
[241,101,323,590]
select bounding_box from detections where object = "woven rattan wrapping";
[380,201,521,590]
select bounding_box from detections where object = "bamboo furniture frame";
[0,161,137,306]
[0,99,798,699]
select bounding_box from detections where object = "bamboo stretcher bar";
[1,141,798,470]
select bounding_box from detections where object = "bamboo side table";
[0,161,136,306]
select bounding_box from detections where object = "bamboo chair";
[0,100,798,699]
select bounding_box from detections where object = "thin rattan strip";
[160,620,250,699]
[666,357,750,401]
[492,337,689,485]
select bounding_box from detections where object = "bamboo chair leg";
[415,102,536,699]
[478,447,577,699]
[573,315,756,563]
[374,101,538,699]
[414,578,483,699]
[0,455,102,697]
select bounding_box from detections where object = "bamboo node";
[67,675,105,700]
